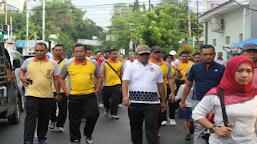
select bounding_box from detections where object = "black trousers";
[69,93,100,142]
[103,84,121,115]
[50,92,68,127]
[128,103,160,144]
[24,96,52,142]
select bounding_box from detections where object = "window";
[225,36,230,44]
[213,39,216,46]
[239,34,243,42]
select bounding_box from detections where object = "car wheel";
[8,97,21,124]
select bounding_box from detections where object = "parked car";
[0,42,23,124]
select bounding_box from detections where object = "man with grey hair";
[122,44,166,144]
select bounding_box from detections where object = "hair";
[163,54,172,61]
[35,42,47,50]
[201,45,215,52]
[129,54,135,57]
[86,47,92,51]
[73,44,86,51]
[110,49,118,54]
[218,52,223,55]
[95,50,101,55]
[194,52,201,57]
[54,44,64,50]
[104,50,110,53]
[180,51,189,56]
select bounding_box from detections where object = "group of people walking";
[20,42,257,144]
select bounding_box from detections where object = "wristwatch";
[209,125,217,133]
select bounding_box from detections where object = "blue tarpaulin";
[233,38,257,48]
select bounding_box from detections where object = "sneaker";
[98,104,104,108]
[185,134,191,141]
[72,140,81,144]
[49,121,56,129]
[24,140,33,144]
[118,104,122,108]
[38,138,47,144]
[189,122,194,134]
[111,115,119,119]
[86,137,94,144]
[104,109,110,116]
[169,119,176,126]
[57,127,64,133]
[161,120,168,126]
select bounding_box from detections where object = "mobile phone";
[27,79,33,85]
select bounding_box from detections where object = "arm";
[53,76,61,101]
[180,80,193,110]
[157,83,167,112]
[19,69,30,86]
[59,78,70,97]
[168,78,175,101]
[122,80,130,107]
[95,76,103,96]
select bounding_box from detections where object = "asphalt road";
[0,106,194,144]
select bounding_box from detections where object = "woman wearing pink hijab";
[192,56,257,144]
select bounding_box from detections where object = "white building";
[199,0,257,60]
[0,0,24,12]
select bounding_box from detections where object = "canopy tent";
[233,38,257,48]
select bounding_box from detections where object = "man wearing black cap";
[122,44,166,144]
[241,43,257,87]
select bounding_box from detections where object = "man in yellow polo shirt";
[59,44,102,144]
[20,42,60,144]
[100,49,124,119]
[49,44,69,133]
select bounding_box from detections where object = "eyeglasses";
[139,53,150,56]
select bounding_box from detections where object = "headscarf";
[97,53,104,66]
[205,56,257,105]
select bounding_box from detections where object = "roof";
[199,0,249,22]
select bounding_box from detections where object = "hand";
[64,91,70,97]
[180,102,186,111]
[161,102,167,112]
[214,125,233,137]
[55,94,62,102]
[20,77,30,86]
[169,93,175,102]
[123,97,131,107]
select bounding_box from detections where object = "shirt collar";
[107,58,119,63]
[150,58,164,65]
[180,60,189,63]
[74,58,87,65]
[33,57,49,62]
[53,56,63,61]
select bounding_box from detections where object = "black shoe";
[189,122,194,134]
[24,140,33,144]
[185,134,191,141]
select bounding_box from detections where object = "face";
[86,50,92,57]
[110,51,118,60]
[99,55,105,61]
[165,56,172,64]
[74,46,86,60]
[241,50,257,63]
[181,54,189,62]
[54,46,64,57]
[235,61,253,85]
[218,53,222,58]
[35,45,47,60]
[194,54,202,64]
[105,52,110,58]
[201,48,216,64]
[151,51,162,59]
[124,57,128,61]
[129,55,135,62]
[138,53,150,64]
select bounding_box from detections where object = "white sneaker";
[118,104,122,108]
[161,120,168,126]
[169,119,176,126]
[57,127,64,133]
[49,121,56,129]
[111,115,119,119]
[104,109,110,116]
[86,137,94,144]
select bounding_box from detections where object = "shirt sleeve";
[51,60,59,77]
[59,63,69,79]
[122,63,131,81]
[175,84,184,101]
[100,61,106,72]
[94,63,102,78]
[157,66,163,83]
[165,62,173,79]
[187,65,194,82]
[120,63,124,73]
[21,58,33,72]
[192,95,216,121]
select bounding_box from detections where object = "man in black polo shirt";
[180,45,225,144]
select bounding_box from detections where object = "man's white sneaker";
[49,121,55,129]
[169,119,176,126]
[86,137,94,144]
[111,115,119,119]
[57,127,64,133]
[104,109,110,116]
[161,120,168,126]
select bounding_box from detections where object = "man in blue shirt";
[180,45,225,144]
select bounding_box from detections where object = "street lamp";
[129,23,135,52]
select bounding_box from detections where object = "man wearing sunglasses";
[122,44,166,144]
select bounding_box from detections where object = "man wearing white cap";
[169,50,179,66]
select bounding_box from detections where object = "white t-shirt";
[122,61,163,104]
[171,59,179,66]
[175,84,199,107]
[192,95,257,144]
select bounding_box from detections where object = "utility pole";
[42,0,45,42]
[196,0,199,45]
[149,0,151,12]
[4,0,7,48]
[186,0,191,37]
[26,0,29,55]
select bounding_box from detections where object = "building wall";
[0,0,24,11]
[206,7,251,60]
